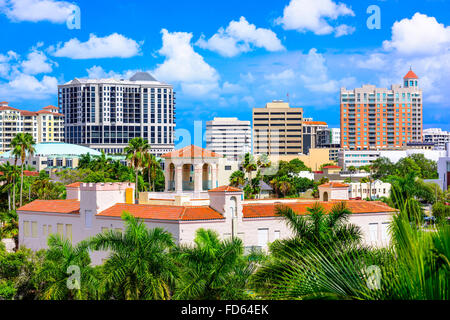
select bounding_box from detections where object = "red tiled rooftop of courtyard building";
[98,203,224,221]
[17,199,80,214]
[242,200,396,218]
[318,182,349,188]
[208,185,243,192]
[161,145,222,159]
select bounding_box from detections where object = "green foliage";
[173,229,260,300]
[432,202,450,224]
[229,170,245,187]
[87,212,177,300]
[371,154,438,181]
[35,235,97,300]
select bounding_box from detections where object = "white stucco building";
[349,180,391,199]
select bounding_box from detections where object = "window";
[66,224,72,241]
[381,223,389,242]
[48,225,52,235]
[257,228,269,247]
[101,227,109,233]
[85,210,93,228]
[43,224,47,236]
[369,223,378,242]
[224,165,232,171]
[274,230,281,240]
[23,221,30,237]
[57,223,64,236]
[32,222,38,238]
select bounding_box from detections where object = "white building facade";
[18,182,396,265]
[339,148,446,169]
[423,128,450,150]
[205,117,251,160]
[58,72,175,156]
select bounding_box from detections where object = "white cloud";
[196,16,284,57]
[356,53,387,70]
[0,73,57,100]
[334,24,355,37]
[21,49,55,74]
[50,33,142,59]
[153,29,219,96]
[0,0,76,23]
[383,13,450,56]
[0,50,18,77]
[276,0,354,36]
[264,69,295,81]
[85,65,138,80]
[300,48,355,93]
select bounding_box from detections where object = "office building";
[302,118,328,154]
[205,117,251,160]
[423,128,450,150]
[58,72,175,156]
[0,102,64,153]
[253,100,303,156]
[340,69,423,150]
[338,148,446,169]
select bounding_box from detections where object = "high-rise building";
[317,128,341,147]
[423,128,450,150]
[205,117,251,160]
[58,72,175,156]
[302,118,328,154]
[0,102,64,153]
[252,100,303,156]
[340,69,423,150]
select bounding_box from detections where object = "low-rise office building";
[339,148,446,169]
[423,128,450,150]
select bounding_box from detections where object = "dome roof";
[129,72,157,82]
[404,69,418,79]
[0,142,102,158]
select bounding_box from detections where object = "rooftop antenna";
[287,92,290,104]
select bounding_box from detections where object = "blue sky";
[1,0,449,144]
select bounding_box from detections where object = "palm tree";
[0,162,20,210]
[229,170,245,188]
[11,133,35,207]
[242,153,257,183]
[36,235,98,300]
[275,202,362,249]
[142,152,161,192]
[173,229,257,300]
[124,137,149,201]
[252,190,450,300]
[87,212,177,300]
[78,153,92,169]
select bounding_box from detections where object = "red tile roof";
[319,182,349,188]
[404,70,418,79]
[43,105,58,110]
[161,145,222,159]
[323,165,341,169]
[66,182,81,188]
[18,199,80,214]
[0,106,19,111]
[98,203,224,221]
[243,200,396,218]
[209,185,243,192]
[303,121,328,126]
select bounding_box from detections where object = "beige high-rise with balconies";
[0,102,64,153]
[252,100,303,156]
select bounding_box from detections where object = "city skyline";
[0,0,449,141]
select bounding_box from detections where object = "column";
[164,165,170,192]
[211,163,218,189]
[175,164,183,193]
[194,163,203,192]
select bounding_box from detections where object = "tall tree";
[0,162,19,211]
[87,212,177,300]
[124,137,149,201]
[11,133,35,207]
[143,152,160,192]
[174,229,257,300]
[36,235,98,300]
[242,153,257,183]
